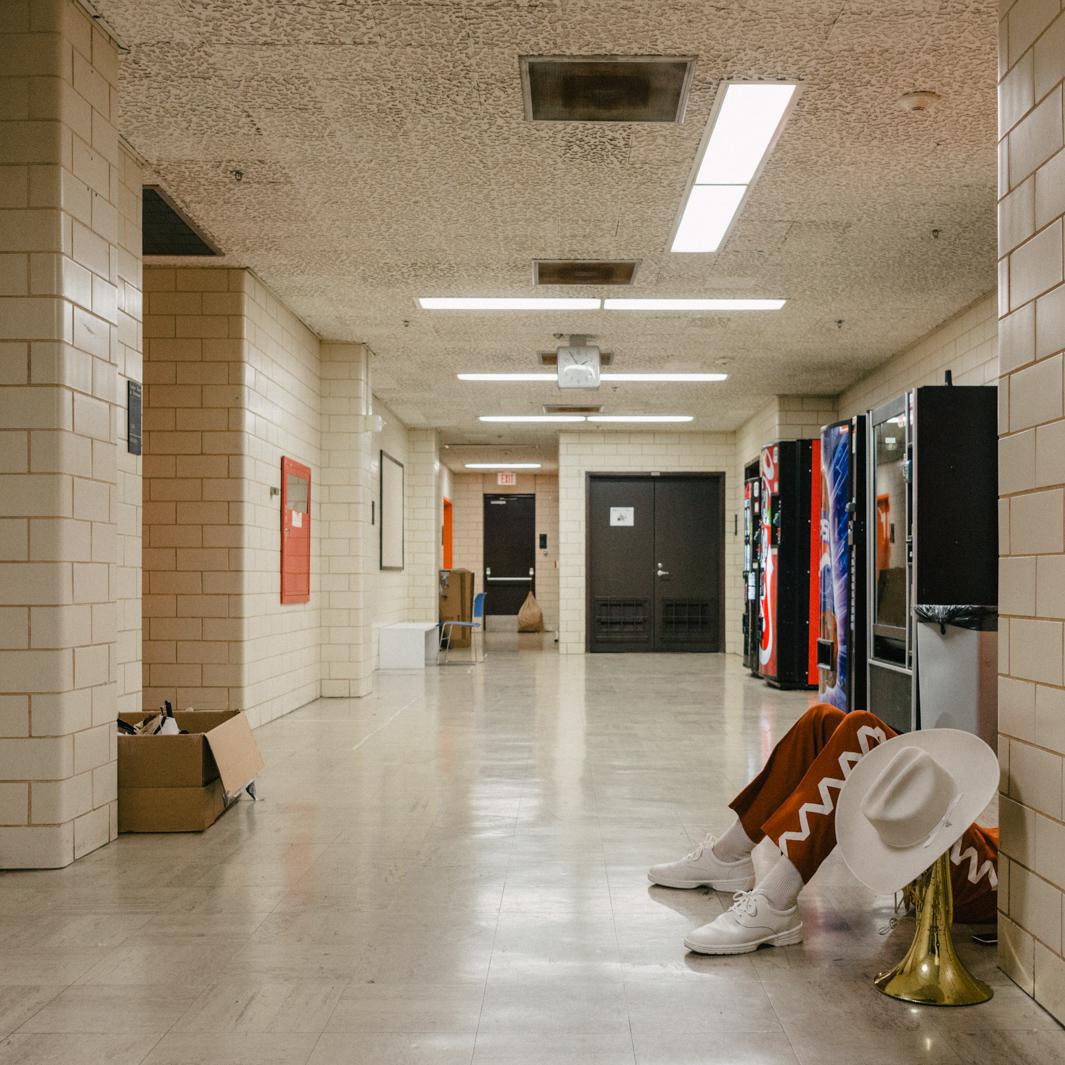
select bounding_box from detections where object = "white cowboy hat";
[836,728,998,895]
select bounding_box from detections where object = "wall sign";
[127,380,142,455]
[497,471,517,486]
[610,506,635,527]
[281,456,311,603]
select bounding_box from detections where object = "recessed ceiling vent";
[540,350,613,366]
[521,56,695,123]
[535,260,637,286]
[543,403,603,415]
[142,186,221,257]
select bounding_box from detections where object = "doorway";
[587,474,724,652]
[483,493,535,616]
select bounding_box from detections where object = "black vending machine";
[865,385,998,733]
[742,461,761,674]
[758,439,819,690]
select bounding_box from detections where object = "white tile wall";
[999,0,1065,1022]
[0,0,132,868]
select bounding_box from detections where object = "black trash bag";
[913,604,998,635]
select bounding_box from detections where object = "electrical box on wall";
[281,457,311,604]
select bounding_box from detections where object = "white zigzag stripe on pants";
[950,838,998,888]
[777,724,887,860]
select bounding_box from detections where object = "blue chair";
[440,592,486,664]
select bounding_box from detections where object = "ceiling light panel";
[604,298,785,311]
[457,372,728,382]
[464,463,543,469]
[419,297,601,310]
[672,80,799,254]
[479,415,586,423]
[588,415,694,423]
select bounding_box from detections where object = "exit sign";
[497,471,517,486]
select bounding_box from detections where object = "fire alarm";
[898,90,941,113]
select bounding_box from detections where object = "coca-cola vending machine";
[758,440,820,690]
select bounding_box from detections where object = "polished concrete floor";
[0,640,1061,1065]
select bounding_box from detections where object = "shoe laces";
[729,890,761,918]
[683,833,716,862]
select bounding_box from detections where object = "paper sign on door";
[610,506,635,527]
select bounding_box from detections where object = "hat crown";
[859,746,958,850]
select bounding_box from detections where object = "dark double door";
[588,475,724,652]
[483,493,535,615]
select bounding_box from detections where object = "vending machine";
[865,385,997,734]
[742,462,762,674]
[758,440,821,690]
[816,418,867,710]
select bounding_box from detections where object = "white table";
[378,621,439,670]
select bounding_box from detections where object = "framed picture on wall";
[380,450,405,570]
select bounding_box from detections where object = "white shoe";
[684,889,803,955]
[647,834,756,891]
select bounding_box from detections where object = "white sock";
[711,819,755,863]
[757,856,804,910]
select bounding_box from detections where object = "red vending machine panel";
[758,445,780,680]
[281,457,311,604]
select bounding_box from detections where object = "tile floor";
[0,641,1061,1064]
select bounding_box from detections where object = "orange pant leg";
[729,703,849,844]
[759,710,895,882]
[950,824,998,924]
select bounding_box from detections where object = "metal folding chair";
[440,592,486,664]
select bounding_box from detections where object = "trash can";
[914,605,997,745]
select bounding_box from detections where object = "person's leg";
[760,710,896,882]
[950,824,999,924]
[648,703,846,891]
[728,703,848,845]
[684,710,896,956]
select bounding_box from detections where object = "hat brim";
[836,728,999,896]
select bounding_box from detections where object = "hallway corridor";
[0,652,1056,1064]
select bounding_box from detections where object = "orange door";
[442,497,453,569]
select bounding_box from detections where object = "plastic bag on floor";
[517,591,544,633]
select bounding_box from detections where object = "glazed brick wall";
[997,0,1065,1022]
[0,0,136,868]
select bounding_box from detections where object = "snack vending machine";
[742,463,762,674]
[758,440,821,690]
[816,418,867,710]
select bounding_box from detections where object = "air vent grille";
[540,351,613,366]
[543,404,603,415]
[535,260,637,286]
[521,55,695,123]
[143,186,220,257]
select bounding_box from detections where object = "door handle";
[487,576,532,582]
[656,569,670,577]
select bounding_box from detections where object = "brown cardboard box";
[117,710,264,832]
[439,568,475,648]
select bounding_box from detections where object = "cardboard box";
[439,568,475,648]
[117,710,264,833]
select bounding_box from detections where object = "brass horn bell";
[875,849,992,1006]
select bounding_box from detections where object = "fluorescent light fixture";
[604,298,785,311]
[672,80,798,253]
[587,415,694,423]
[695,83,797,184]
[671,184,746,252]
[464,463,542,469]
[479,415,586,423]
[458,371,728,382]
[419,297,601,310]
[604,372,728,382]
[457,373,556,381]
